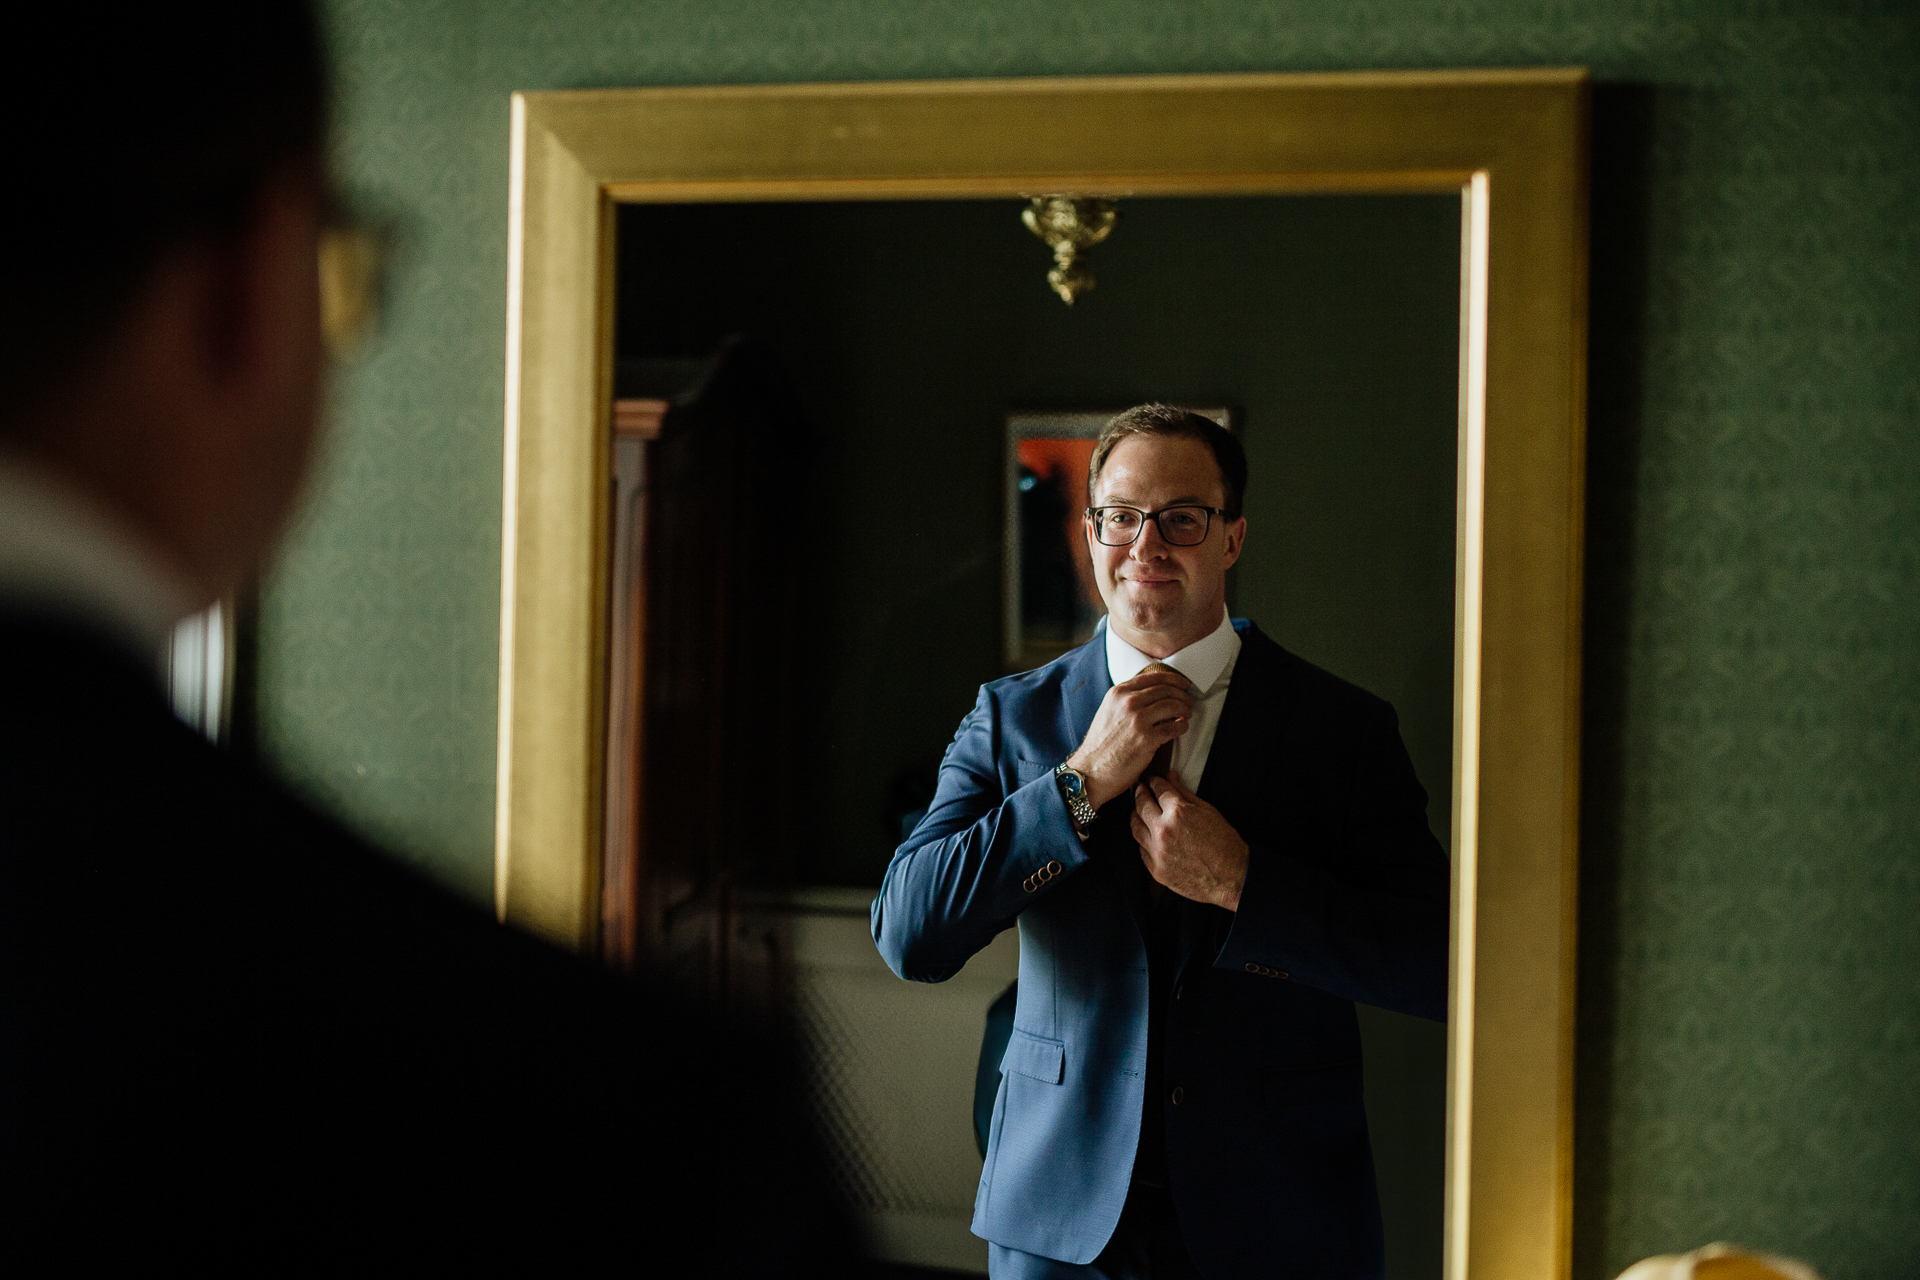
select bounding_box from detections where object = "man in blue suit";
[872,405,1449,1279]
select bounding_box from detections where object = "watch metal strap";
[1054,763,1098,830]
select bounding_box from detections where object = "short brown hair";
[1088,404,1247,518]
[0,2,328,426]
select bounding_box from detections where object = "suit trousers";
[988,1183,1205,1280]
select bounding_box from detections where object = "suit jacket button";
[1170,1086,1184,1105]
[1047,860,1062,875]
[1276,970,1289,980]
[1244,962,1258,974]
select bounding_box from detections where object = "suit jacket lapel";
[1050,627,1155,933]
[1194,623,1292,823]
[1058,626,1112,754]
[1176,626,1297,974]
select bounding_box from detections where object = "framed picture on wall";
[1003,408,1232,671]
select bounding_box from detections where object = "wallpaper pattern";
[264,1,1918,1274]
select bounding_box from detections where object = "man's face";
[18,165,331,604]
[1085,434,1246,654]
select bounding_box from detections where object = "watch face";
[1062,771,1084,798]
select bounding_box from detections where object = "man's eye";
[1163,510,1202,530]
[1104,511,1140,529]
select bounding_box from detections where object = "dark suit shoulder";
[0,616,857,1263]
[1234,621,1397,727]
[0,614,671,1044]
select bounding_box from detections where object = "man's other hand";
[1131,776,1249,911]
[1065,669,1193,809]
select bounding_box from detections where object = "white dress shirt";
[0,454,195,667]
[1104,607,1242,793]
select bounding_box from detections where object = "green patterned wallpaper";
[264,1,1916,1274]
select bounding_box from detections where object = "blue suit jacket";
[872,621,1448,1279]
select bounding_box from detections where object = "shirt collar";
[0,453,197,663]
[1104,608,1240,694]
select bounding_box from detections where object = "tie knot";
[1140,660,1187,688]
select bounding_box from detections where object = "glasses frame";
[318,195,397,359]
[1085,504,1229,547]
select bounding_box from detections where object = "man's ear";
[1222,516,1247,569]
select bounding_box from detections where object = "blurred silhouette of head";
[0,3,331,602]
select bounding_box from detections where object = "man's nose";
[1131,517,1169,558]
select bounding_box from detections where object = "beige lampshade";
[1616,1243,1821,1280]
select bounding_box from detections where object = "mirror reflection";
[606,194,1460,1279]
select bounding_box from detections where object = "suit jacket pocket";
[1002,1028,1066,1084]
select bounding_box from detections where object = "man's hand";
[1065,668,1193,809]
[1131,775,1249,911]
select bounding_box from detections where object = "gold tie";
[1140,662,1182,784]
[1145,739,1175,781]
[1138,662,1183,904]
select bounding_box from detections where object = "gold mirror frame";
[495,69,1588,1280]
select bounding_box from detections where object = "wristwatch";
[1054,763,1098,831]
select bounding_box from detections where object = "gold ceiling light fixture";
[1021,195,1118,305]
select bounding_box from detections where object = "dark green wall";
[275,2,1918,1275]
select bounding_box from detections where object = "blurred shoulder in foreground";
[0,3,857,1263]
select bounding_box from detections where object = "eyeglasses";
[1086,504,1227,547]
[318,198,396,360]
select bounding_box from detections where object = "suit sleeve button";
[1170,1086,1184,1105]
[1047,860,1062,874]
[1277,971,1289,980]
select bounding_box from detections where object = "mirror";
[496,71,1587,1280]
[604,193,1457,1275]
